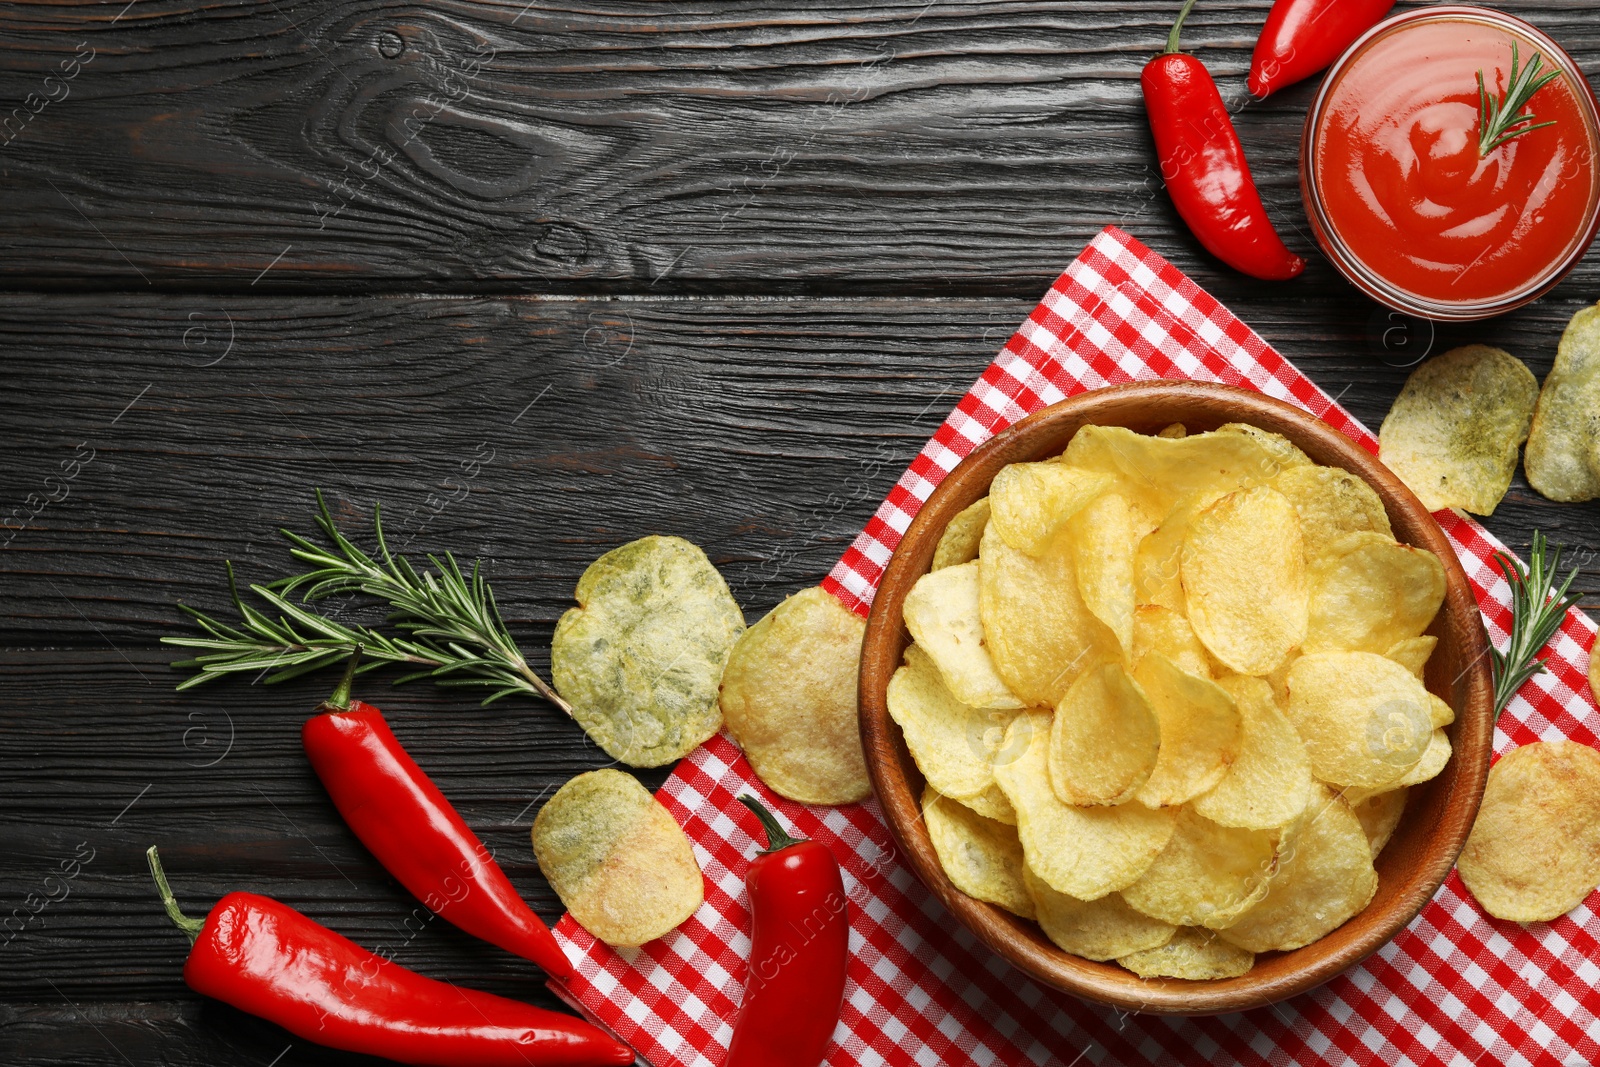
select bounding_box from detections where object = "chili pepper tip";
[737,794,806,854]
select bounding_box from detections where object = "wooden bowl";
[859,379,1493,1016]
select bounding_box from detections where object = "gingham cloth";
[551,227,1600,1067]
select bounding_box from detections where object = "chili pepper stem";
[738,794,805,853]
[1166,0,1199,54]
[146,845,206,946]
[322,645,364,712]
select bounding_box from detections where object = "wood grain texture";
[0,0,1592,296]
[4,0,1600,1058]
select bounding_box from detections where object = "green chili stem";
[1166,0,1200,55]
[738,794,805,853]
[323,645,364,711]
[146,846,205,945]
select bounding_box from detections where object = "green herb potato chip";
[719,587,870,806]
[1025,867,1175,961]
[993,710,1177,900]
[1524,305,1600,502]
[932,496,992,571]
[532,769,704,947]
[1379,345,1538,514]
[1459,741,1600,922]
[923,786,1034,919]
[1118,926,1254,980]
[552,536,744,767]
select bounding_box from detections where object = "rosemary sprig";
[1477,41,1562,157]
[1489,531,1581,715]
[163,491,571,711]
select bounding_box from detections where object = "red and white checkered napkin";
[553,226,1600,1067]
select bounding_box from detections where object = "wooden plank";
[5,0,1592,291]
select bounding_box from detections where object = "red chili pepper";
[1142,0,1306,281]
[145,847,633,1067]
[1248,0,1394,97]
[301,650,573,980]
[724,795,849,1067]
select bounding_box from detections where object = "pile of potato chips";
[893,422,1451,979]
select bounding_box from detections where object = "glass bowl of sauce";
[1303,6,1600,320]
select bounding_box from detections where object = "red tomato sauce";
[1314,17,1598,305]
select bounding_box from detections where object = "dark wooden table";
[3,1,1598,1063]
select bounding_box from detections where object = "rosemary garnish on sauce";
[1489,531,1581,715]
[1477,41,1563,157]
[163,490,571,711]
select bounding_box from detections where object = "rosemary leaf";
[1489,530,1581,715]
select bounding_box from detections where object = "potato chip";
[1286,653,1432,788]
[1458,741,1600,922]
[1131,653,1242,808]
[923,787,1034,919]
[1216,422,1312,473]
[531,769,704,947]
[1263,650,1298,708]
[1270,464,1393,565]
[903,562,1024,710]
[1069,492,1138,655]
[1303,532,1446,655]
[1121,808,1276,929]
[1182,486,1308,676]
[719,587,870,805]
[1427,693,1454,729]
[1220,785,1378,952]
[1384,635,1438,680]
[1048,663,1160,806]
[1133,490,1226,613]
[933,496,991,571]
[993,710,1177,899]
[989,462,1113,555]
[1024,867,1175,961]
[978,523,1116,706]
[1192,676,1313,831]
[955,782,1017,825]
[1379,345,1539,514]
[887,644,1016,804]
[1351,788,1406,860]
[1118,926,1255,980]
[1396,728,1450,786]
[552,536,744,767]
[1526,304,1600,502]
[1157,423,1187,439]
[1132,604,1214,679]
[1063,424,1293,520]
